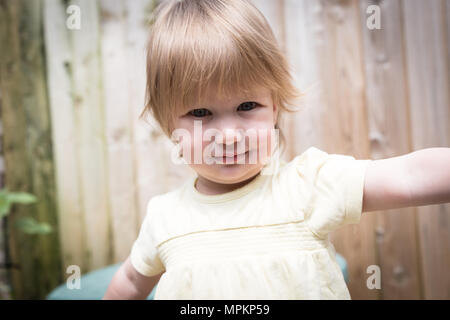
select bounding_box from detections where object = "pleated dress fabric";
[130,146,372,299]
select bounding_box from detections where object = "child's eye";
[188,108,212,118]
[237,102,258,111]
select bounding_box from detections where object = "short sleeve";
[296,147,372,239]
[130,198,165,277]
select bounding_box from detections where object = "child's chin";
[207,164,262,183]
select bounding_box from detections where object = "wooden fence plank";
[43,0,87,273]
[0,90,9,300]
[125,0,159,226]
[99,0,140,263]
[360,0,422,299]
[69,0,112,270]
[46,0,112,272]
[283,0,328,160]
[0,0,62,299]
[402,0,450,299]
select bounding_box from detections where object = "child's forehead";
[196,85,271,107]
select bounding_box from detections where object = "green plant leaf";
[0,193,11,219]
[7,192,37,205]
[15,217,53,235]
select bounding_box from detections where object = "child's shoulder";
[290,146,359,167]
[292,146,328,162]
[142,178,197,240]
[145,177,193,211]
[285,146,367,183]
[284,146,329,172]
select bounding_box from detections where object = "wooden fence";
[0,0,448,299]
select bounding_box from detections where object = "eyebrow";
[195,97,264,109]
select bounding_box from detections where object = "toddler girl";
[104,0,449,300]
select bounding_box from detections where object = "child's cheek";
[256,130,271,164]
[176,134,194,164]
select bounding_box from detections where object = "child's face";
[173,85,278,185]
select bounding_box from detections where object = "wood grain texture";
[45,0,112,272]
[360,0,422,299]
[44,0,88,275]
[402,0,450,299]
[0,0,62,299]
[99,0,140,263]
[283,0,331,160]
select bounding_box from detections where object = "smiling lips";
[212,150,250,162]
[223,151,248,157]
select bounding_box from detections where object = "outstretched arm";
[362,147,450,212]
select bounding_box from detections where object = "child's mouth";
[219,150,250,164]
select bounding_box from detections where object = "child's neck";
[195,173,260,196]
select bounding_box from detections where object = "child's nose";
[215,128,244,145]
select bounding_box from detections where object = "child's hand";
[362,148,450,212]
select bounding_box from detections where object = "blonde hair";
[140,0,303,155]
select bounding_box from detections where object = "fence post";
[0,0,62,299]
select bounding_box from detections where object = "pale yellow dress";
[130,146,372,299]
